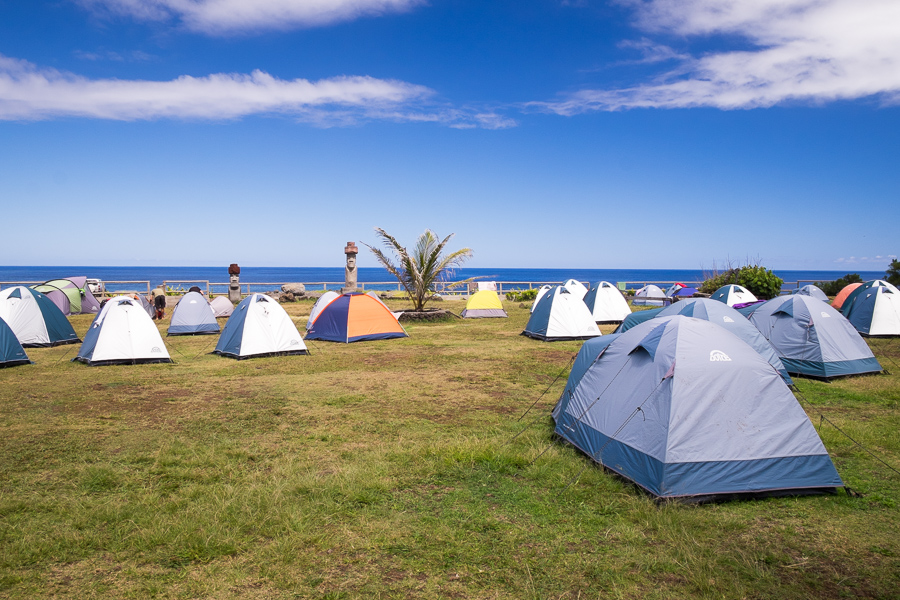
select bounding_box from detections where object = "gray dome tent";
[749,295,881,379]
[553,315,843,501]
[167,291,220,336]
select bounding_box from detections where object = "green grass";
[0,300,898,599]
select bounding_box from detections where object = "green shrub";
[817,273,862,297]
[886,258,900,286]
[505,288,538,302]
[738,265,784,300]
[698,269,740,295]
[699,263,783,299]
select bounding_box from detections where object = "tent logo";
[710,350,732,362]
[151,347,161,353]
[723,316,734,323]
[821,312,830,318]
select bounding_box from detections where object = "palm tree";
[365,228,473,312]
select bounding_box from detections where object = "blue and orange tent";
[305,293,408,343]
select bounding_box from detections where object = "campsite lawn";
[0,298,898,599]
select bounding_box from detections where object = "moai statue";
[228,263,241,303]
[343,242,359,294]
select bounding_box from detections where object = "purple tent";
[32,277,102,315]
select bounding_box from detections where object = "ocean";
[0,265,886,294]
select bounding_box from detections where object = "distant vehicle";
[86,279,105,295]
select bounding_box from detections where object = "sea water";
[0,265,886,294]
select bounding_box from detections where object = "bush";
[698,268,741,295]
[505,288,538,302]
[817,273,862,297]
[886,259,900,286]
[699,263,783,299]
[738,265,783,300]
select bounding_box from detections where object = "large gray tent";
[552,315,843,501]
[749,295,882,379]
[656,298,792,384]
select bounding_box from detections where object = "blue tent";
[750,295,882,379]
[167,292,220,336]
[0,286,80,347]
[795,284,828,302]
[665,283,698,298]
[553,315,843,501]
[214,294,308,359]
[0,316,31,368]
[657,298,792,384]
[710,284,757,307]
[615,307,665,333]
[839,280,900,337]
[522,286,601,341]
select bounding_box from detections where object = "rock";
[398,309,455,322]
[280,292,295,303]
[519,302,527,309]
[282,283,306,295]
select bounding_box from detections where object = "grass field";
[1,298,898,599]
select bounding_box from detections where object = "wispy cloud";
[834,255,897,265]
[73,49,155,62]
[615,38,687,65]
[536,0,900,113]
[0,55,514,128]
[77,0,424,34]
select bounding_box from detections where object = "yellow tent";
[461,290,507,318]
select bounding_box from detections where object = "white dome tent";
[74,296,172,366]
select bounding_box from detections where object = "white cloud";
[537,0,900,112]
[0,55,515,128]
[78,0,424,34]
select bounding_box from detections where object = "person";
[150,286,167,320]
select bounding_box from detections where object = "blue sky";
[1,0,898,270]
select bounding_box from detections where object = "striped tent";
[305,293,407,343]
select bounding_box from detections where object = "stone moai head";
[344,242,358,271]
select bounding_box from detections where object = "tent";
[167,291,220,336]
[365,291,403,319]
[307,291,340,329]
[74,296,172,366]
[615,307,665,333]
[305,293,408,343]
[531,285,553,313]
[214,294,308,359]
[710,284,758,307]
[563,279,589,300]
[795,284,829,302]
[665,283,699,299]
[657,298,792,384]
[839,280,900,337]
[522,286,601,341]
[832,283,862,310]
[552,315,843,501]
[632,284,666,307]
[31,277,102,315]
[0,316,31,368]
[461,290,507,318]
[209,296,234,318]
[583,281,631,324]
[0,286,80,347]
[749,295,882,379]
